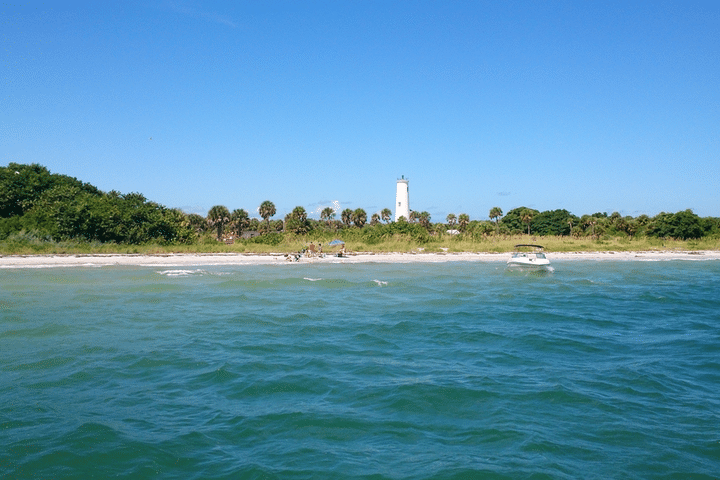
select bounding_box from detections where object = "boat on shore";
[507,244,551,269]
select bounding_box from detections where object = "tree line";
[201,204,718,243]
[196,203,397,240]
[2,163,717,246]
[482,207,717,241]
[0,163,194,244]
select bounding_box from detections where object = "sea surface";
[1,260,719,479]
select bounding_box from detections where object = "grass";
[1,232,718,256]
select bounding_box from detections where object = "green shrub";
[247,232,283,246]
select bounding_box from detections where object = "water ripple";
[1,261,719,478]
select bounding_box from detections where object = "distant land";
[1,163,718,255]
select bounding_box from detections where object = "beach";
[1,250,719,268]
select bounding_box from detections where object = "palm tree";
[231,208,249,236]
[409,210,419,223]
[458,213,470,232]
[418,211,431,230]
[247,218,261,231]
[521,209,534,235]
[292,206,308,222]
[258,200,276,226]
[580,215,591,235]
[285,206,310,234]
[489,207,503,234]
[446,213,457,228]
[187,213,207,234]
[320,207,335,224]
[352,208,367,228]
[624,218,638,238]
[370,213,380,226]
[207,205,230,240]
[582,215,599,238]
[341,208,353,227]
[381,208,392,223]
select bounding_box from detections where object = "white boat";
[507,244,551,269]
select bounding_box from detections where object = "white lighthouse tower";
[395,176,410,221]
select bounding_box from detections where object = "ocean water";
[1,260,719,479]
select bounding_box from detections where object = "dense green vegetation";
[1,163,718,254]
[0,163,194,246]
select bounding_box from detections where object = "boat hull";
[506,259,551,268]
[507,245,551,270]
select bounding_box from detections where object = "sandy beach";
[1,250,719,268]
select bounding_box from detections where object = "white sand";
[1,251,719,268]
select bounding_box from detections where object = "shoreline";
[2,250,720,268]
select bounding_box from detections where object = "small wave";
[303,277,323,282]
[157,269,207,277]
[373,279,388,286]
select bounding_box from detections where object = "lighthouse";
[395,176,410,221]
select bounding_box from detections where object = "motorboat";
[507,244,551,269]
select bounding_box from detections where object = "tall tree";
[207,205,230,240]
[531,209,578,236]
[258,200,276,226]
[341,208,353,226]
[418,211,431,230]
[352,208,367,228]
[231,208,249,236]
[381,208,392,223]
[588,218,598,238]
[187,213,207,233]
[247,218,261,231]
[617,216,638,238]
[580,215,594,237]
[458,213,470,232]
[285,206,310,234]
[521,209,534,235]
[370,213,381,226]
[320,207,335,223]
[647,209,704,240]
[446,213,457,228]
[500,207,539,235]
[489,207,503,234]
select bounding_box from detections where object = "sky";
[3,0,719,221]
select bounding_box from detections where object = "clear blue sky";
[3,1,719,220]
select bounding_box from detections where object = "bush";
[647,210,704,240]
[246,232,283,246]
[0,216,22,240]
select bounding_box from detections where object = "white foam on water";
[0,264,105,269]
[157,269,207,277]
[373,279,388,286]
[303,277,323,282]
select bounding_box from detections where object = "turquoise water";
[1,261,719,479]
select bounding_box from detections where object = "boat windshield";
[536,253,546,259]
